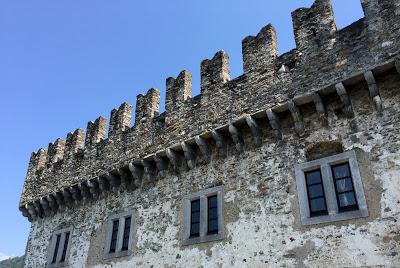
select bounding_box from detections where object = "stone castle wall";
[20,0,400,267]
[19,0,400,210]
[24,71,400,266]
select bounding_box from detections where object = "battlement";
[28,148,47,174]
[64,129,84,160]
[242,24,277,74]
[200,50,230,94]
[19,0,400,221]
[46,138,65,164]
[135,88,160,125]
[85,117,107,147]
[291,0,337,53]
[166,71,192,113]
[109,102,132,138]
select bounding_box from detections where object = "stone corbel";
[335,82,354,117]
[19,206,32,222]
[181,142,197,169]
[287,100,305,136]
[87,179,100,199]
[33,201,43,218]
[97,176,110,195]
[195,136,211,162]
[118,168,132,189]
[106,172,121,193]
[79,182,92,201]
[69,186,82,203]
[166,148,181,171]
[154,153,169,171]
[26,203,37,220]
[266,109,283,140]
[211,130,227,153]
[55,192,66,211]
[129,163,143,188]
[229,124,244,153]
[141,160,156,184]
[47,194,58,213]
[62,188,74,206]
[246,115,263,146]
[364,71,382,112]
[312,93,328,126]
[39,197,51,216]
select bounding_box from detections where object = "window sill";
[301,208,369,225]
[182,232,224,246]
[103,250,132,260]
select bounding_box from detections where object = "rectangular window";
[331,163,358,212]
[207,195,218,234]
[121,217,131,251]
[51,234,61,264]
[305,169,328,217]
[47,227,72,268]
[294,150,369,225]
[109,220,119,253]
[183,186,224,246]
[190,199,200,237]
[104,211,134,259]
[60,232,70,262]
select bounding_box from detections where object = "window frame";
[295,150,368,225]
[189,199,201,238]
[304,169,328,217]
[103,210,135,259]
[47,227,73,268]
[207,195,219,235]
[331,162,359,212]
[182,186,224,246]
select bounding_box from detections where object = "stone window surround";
[295,150,369,226]
[182,186,224,246]
[103,210,135,259]
[47,227,73,268]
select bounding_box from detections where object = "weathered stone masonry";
[20,0,400,267]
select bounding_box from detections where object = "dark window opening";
[286,60,296,70]
[51,234,62,264]
[60,232,70,262]
[190,199,200,238]
[311,28,317,37]
[207,195,218,234]
[331,163,359,212]
[305,169,328,217]
[109,220,119,253]
[121,217,131,251]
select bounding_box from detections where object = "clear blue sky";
[0,0,364,258]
